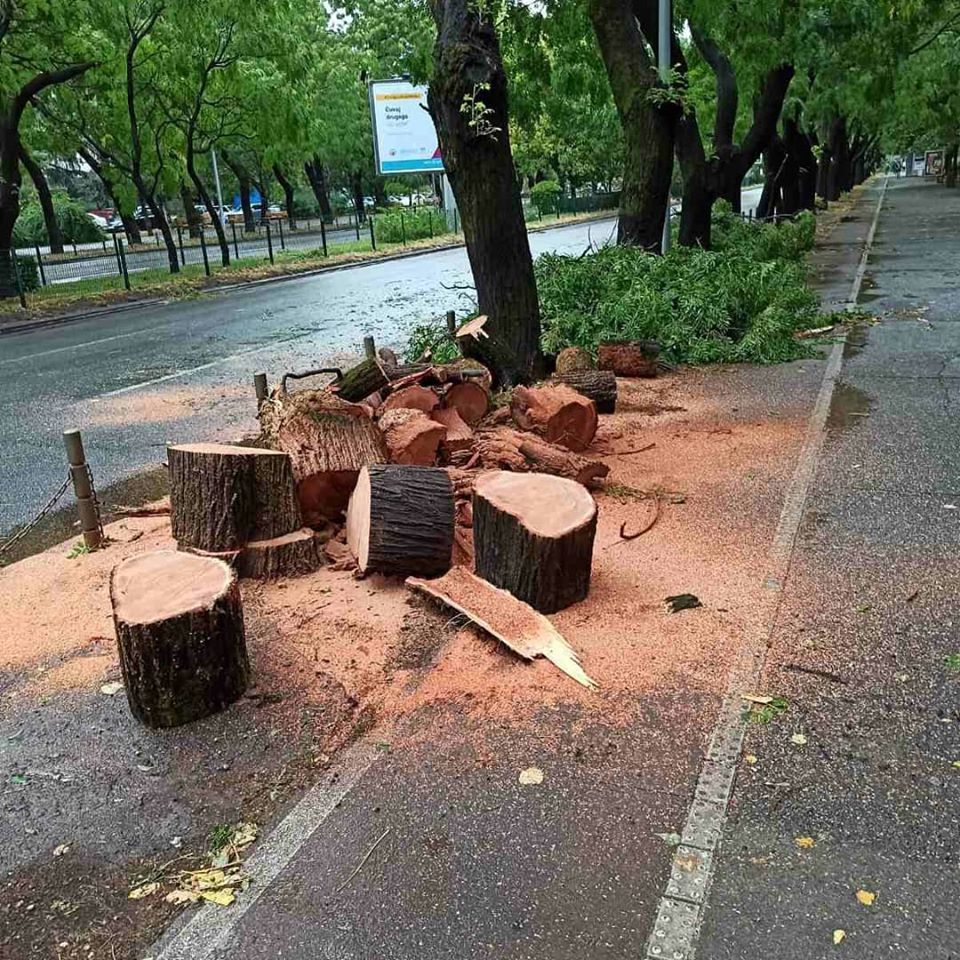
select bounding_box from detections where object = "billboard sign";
[369,79,444,175]
[925,149,944,177]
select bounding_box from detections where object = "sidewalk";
[699,176,960,957]
[151,191,882,960]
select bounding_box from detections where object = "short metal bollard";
[363,336,376,360]
[63,430,102,551]
[446,310,456,336]
[253,372,268,402]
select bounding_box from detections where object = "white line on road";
[643,176,889,960]
[0,328,149,367]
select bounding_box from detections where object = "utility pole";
[659,0,672,254]
[211,148,226,224]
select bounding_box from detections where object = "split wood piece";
[454,314,489,341]
[510,384,597,452]
[168,443,302,553]
[445,466,476,499]
[597,340,661,378]
[431,406,474,456]
[334,357,389,402]
[346,464,454,576]
[379,408,446,466]
[442,380,489,425]
[259,389,388,525]
[110,551,249,728]
[554,346,595,375]
[381,384,440,415]
[553,370,618,414]
[474,427,609,488]
[473,470,597,613]
[443,357,493,392]
[235,528,324,580]
[407,566,596,689]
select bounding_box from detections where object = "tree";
[427,0,543,385]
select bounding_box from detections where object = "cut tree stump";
[443,380,489,425]
[110,551,249,728]
[346,464,454,576]
[235,528,324,580]
[553,370,618,414]
[555,346,595,375]
[431,406,474,456]
[473,471,597,613]
[259,389,388,524]
[475,427,609,488]
[334,358,389,402]
[168,443,302,552]
[510,383,598,452]
[597,340,660,378]
[378,408,446,465]
[381,384,440,414]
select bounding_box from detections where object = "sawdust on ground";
[83,382,249,426]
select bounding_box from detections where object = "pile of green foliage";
[373,208,447,245]
[537,211,821,365]
[13,193,104,246]
[403,321,460,363]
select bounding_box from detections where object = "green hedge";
[373,208,448,245]
[13,193,105,246]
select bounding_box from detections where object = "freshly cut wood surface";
[474,471,595,538]
[510,383,597,452]
[379,408,446,465]
[407,566,596,688]
[431,406,474,455]
[381,384,440,414]
[442,380,489,425]
[597,340,660,377]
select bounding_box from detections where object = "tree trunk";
[179,182,203,239]
[473,471,597,613]
[274,164,297,228]
[186,147,229,266]
[428,0,544,385]
[0,117,24,295]
[258,175,269,222]
[234,528,324,580]
[373,175,387,208]
[345,464,454,576]
[335,357,390,402]
[553,370,618,414]
[238,174,255,231]
[313,157,334,220]
[351,169,365,225]
[111,552,248,728]
[554,346,595,374]
[826,116,847,202]
[137,180,179,273]
[79,148,142,245]
[597,339,660,377]
[382,383,440,414]
[946,144,958,188]
[19,143,64,253]
[431,406,474,455]
[441,380,489,424]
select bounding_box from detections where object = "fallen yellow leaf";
[744,754,758,765]
[128,881,160,900]
[794,836,816,849]
[951,761,960,770]
[165,889,200,905]
[833,929,846,945]
[741,694,774,705]
[791,733,808,745]
[856,889,876,906]
[199,888,236,906]
[519,767,544,785]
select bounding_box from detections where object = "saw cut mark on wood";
[407,567,597,689]
[381,384,440,414]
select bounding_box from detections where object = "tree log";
[346,464,454,576]
[235,528,325,580]
[511,383,598,451]
[553,370,618,414]
[475,427,609,488]
[168,443,302,552]
[379,408,446,465]
[473,471,597,613]
[110,551,249,728]
[597,340,660,377]
[431,406,474,456]
[334,358,389,402]
[381,384,440,414]
[555,346,595,375]
[442,380,489,425]
[259,389,388,524]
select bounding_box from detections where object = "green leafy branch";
[460,82,502,141]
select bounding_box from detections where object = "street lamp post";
[659,0,672,254]
[211,148,226,225]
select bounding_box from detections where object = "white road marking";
[644,176,889,960]
[0,328,148,366]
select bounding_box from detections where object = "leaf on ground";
[794,836,816,849]
[944,653,960,671]
[744,754,759,765]
[165,889,200,904]
[655,832,682,847]
[856,889,876,906]
[100,681,124,696]
[518,766,544,785]
[951,761,960,770]
[200,888,236,906]
[52,844,69,858]
[791,733,808,745]
[230,822,258,853]
[128,881,160,900]
[742,694,774,705]
[833,929,846,945]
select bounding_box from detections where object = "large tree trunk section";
[335,358,389,403]
[441,381,489,425]
[427,0,544,386]
[19,144,65,254]
[379,408,446,465]
[554,347,595,375]
[598,340,660,377]
[475,427,609,488]
[168,443,302,552]
[473,471,597,613]
[110,551,249,728]
[235,528,324,580]
[346,464,454,576]
[431,406,474,455]
[259,389,388,524]
[382,384,440,415]
[273,164,297,229]
[553,370,617,414]
[511,384,597,452]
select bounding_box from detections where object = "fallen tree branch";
[335,828,391,893]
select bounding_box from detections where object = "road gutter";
[643,177,889,960]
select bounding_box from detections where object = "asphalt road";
[0,217,622,533]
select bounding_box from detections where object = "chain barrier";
[0,473,71,557]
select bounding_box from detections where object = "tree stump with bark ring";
[553,370,618,414]
[346,464,454,576]
[473,471,597,613]
[110,551,249,728]
[597,340,660,377]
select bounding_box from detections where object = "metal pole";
[400,211,406,245]
[265,221,274,264]
[253,372,268,402]
[231,222,240,261]
[211,148,225,225]
[355,215,361,242]
[199,228,210,276]
[278,217,285,251]
[363,335,376,360]
[177,225,185,265]
[320,217,328,257]
[659,0,672,254]
[63,430,102,550]
[34,242,46,286]
[113,231,123,277]
[118,237,131,290]
[369,217,376,251]
[446,310,456,336]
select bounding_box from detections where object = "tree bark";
[111,551,249,728]
[186,146,229,266]
[78,146,142,244]
[227,158,256,231]
[598,339,660,377]
[351,169,365,224]
[554,346,595,374]
[335,357,390,402]
[473,471,597,613]
[553,370,618,414]
[825,116,847,202]
[304,158,334,221]
[428,0,544,386]
[274,164,298,228]
[234,528,324,580]
[946,144,959,188]
[19,143,64,253]
[474,426,609,488]
[510,383,598,452]
[179,182,203,239]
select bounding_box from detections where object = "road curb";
[0,297,169,337]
